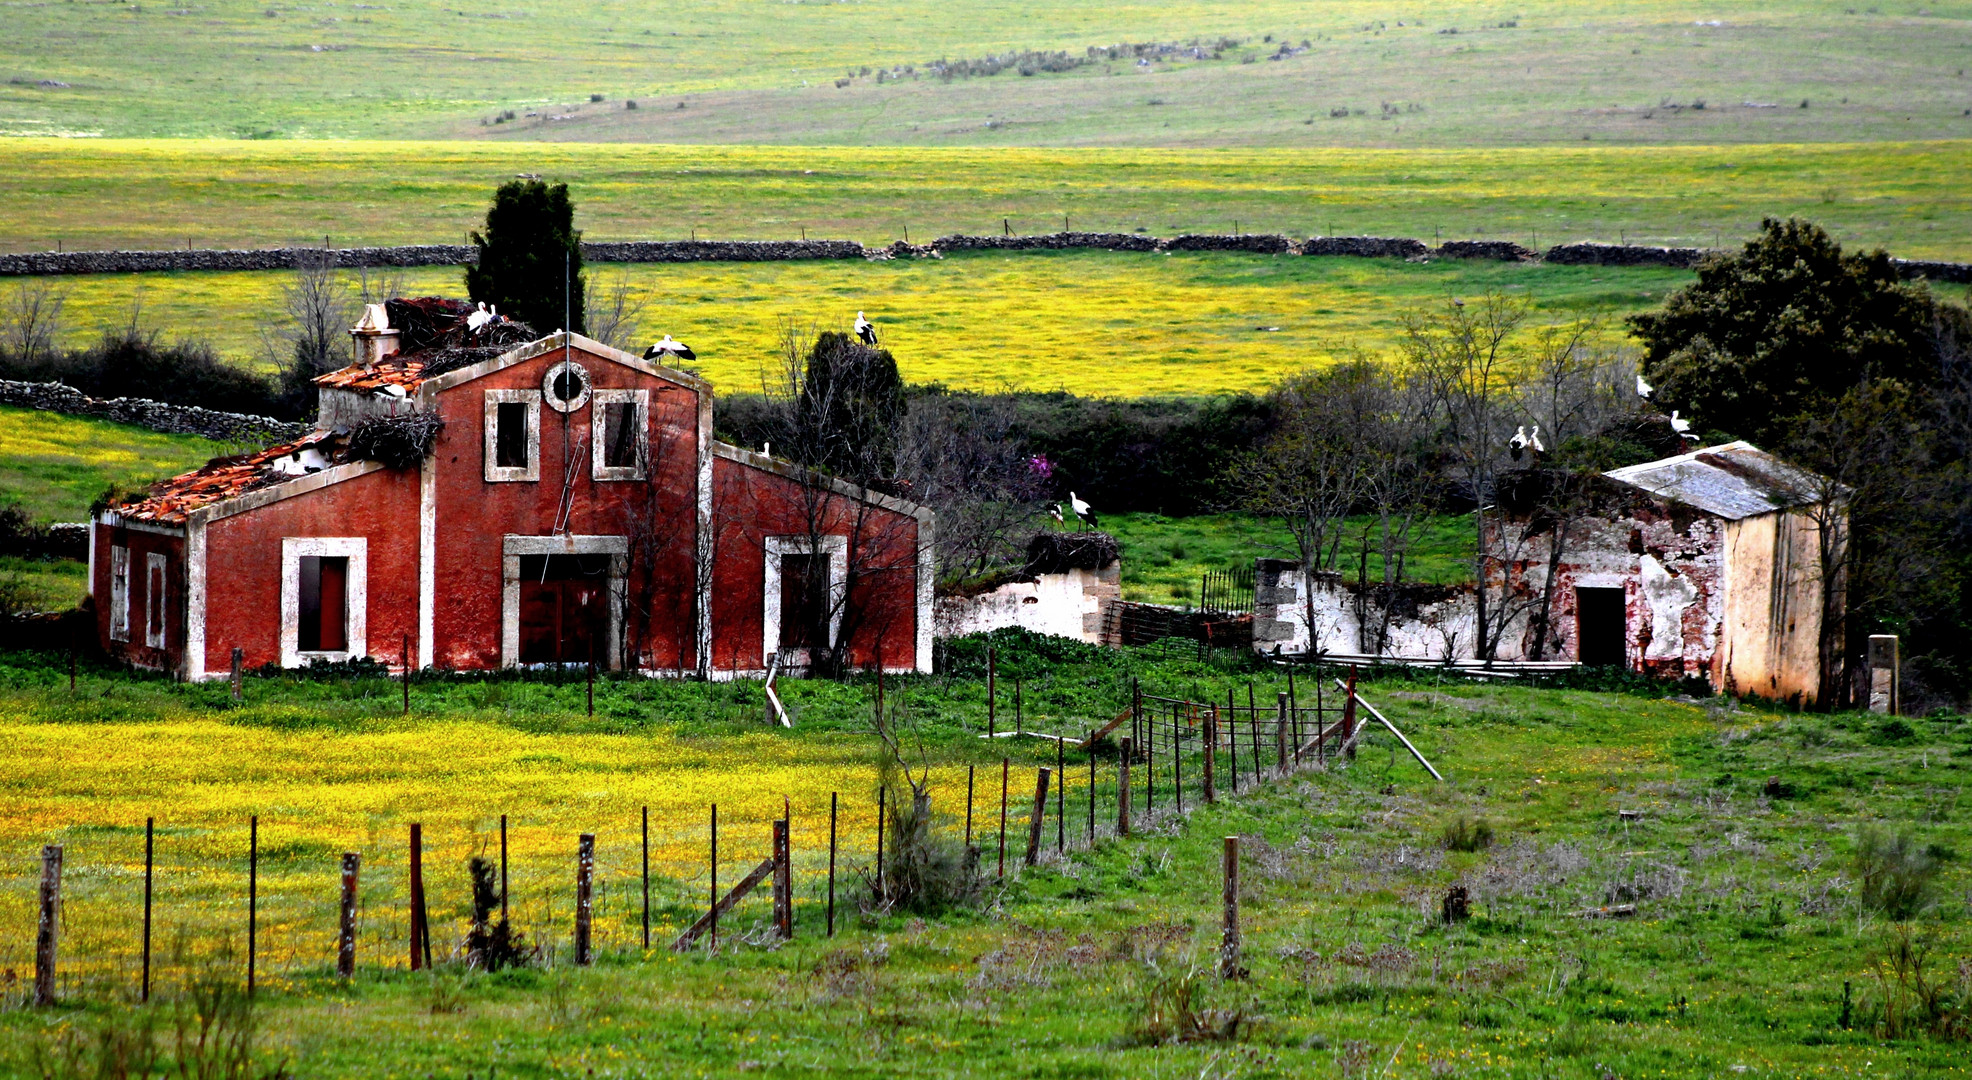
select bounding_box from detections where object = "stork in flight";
[854,311,878,347]
[644,335,696,362]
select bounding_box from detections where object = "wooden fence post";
[247,816,258,996]
[1275,692,1289,774]
[230,646,244,701]
[709,803,719,951]
[641,806,650,949]
[997,758,1009,880]
[1220,836,1241,979]
[1055,735,1065,853]
[575,833,595,965]
[338,852,360,979]
[1117,737,1133,836]
[141,817,154,1002]
[986,646,996,738]
[1087,730,1096,844]
[408,823,425,971]
[499,814,509,923]
[875,787,887,903]
[827,792,838,938]
[1203,707,1217,803]
[1025,767,1051,866]
[772,818,792,940]
[34,845,61,1006]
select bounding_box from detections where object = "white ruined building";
[936,533,1120,644]
[1254,442,1842,707]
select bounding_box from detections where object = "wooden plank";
[672,857,776,951]
[1335,680,1445,781]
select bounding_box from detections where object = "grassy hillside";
[12,252,1690,396]
[0,405,227,526]
[2,1,1970,144]
[3,140,1968,258]
[0,648,1965,1075]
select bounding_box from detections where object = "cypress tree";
[465,179,585,334]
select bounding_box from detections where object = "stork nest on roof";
[1024,530,1119,575]
[381,296,540,377]
[346,412,446,470]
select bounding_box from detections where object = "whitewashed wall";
[935,565,1119,644]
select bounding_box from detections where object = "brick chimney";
[349,303,400,369]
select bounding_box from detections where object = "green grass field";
[1108,513,1477,605]
[0,405,228,525]
[11,252,1694,395]
[0,645,1965,1077]
[4,139,1969,258]
[3,1,1971,146]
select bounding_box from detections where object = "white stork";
[1636,373,1654,398]
[1527,424,1544,454]
[1670,410,1696,439]
[465,302,494,333]
[1049,504,1064,528]
[854,311,878,346]
[1068,491,1096,530]
[1508,425,1529,461]
[644,334,696,362]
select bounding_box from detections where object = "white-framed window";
[483,389,542,482]
[281,537,368,667]
[590,388,649,481]
[108,545,130,643]
[144,552,168,649]
[763,536,847,666]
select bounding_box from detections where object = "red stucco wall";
[92,522,184,673]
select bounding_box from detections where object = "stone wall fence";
[0,378,309,444]
[1,234,1964,281]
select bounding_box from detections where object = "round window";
[542,359,591,413]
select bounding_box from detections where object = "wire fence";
[4,675,1372,1007]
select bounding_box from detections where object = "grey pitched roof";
[1602,441,1829,520]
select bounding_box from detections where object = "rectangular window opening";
[603,402,640,469]
[146,561,166,647]
[299,555,349,653]
[779,553,826,650]
[495,401,530,469]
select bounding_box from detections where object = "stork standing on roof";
[1068,491,1096,531]
[1508,425,1529,461]
[854,311,878,347]
[1636,373,1654,398]
[644,335,696,362]
[1670,410,1697,440]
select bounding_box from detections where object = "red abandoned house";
[88,299,933,679]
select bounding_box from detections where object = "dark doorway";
[779,553,828,651]
[1575,586,1626,668]
[519,554,612,665]
[298,555,348,653]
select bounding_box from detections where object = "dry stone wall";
[1,234,1964,281]
[0,378,309,444]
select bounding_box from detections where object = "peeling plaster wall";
[1717,510,1831,707]
[934,564,1120,644]
[1490,506,1725,679]
[1252,561,1509,660]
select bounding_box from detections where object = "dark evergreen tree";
[1627,217,1937,445]
[793,330,906,485]
[465,180,585,335]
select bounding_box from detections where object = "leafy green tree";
[1628,217,1937,446]
[465,180,584,334]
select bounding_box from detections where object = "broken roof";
[315,296,539,395]
[112,430,343,525]
[1602,441,1830,520]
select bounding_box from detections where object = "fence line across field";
[5,673,1407,1005]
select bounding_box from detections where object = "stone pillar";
[1868,635,1899,715]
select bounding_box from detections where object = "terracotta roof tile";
[114,430,342,524]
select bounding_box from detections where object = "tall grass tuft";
[1853,826,1938,920]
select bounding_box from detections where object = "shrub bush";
[1853,826,1938,919]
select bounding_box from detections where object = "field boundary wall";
[0,378,310,444]
[4,237,1965,282]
